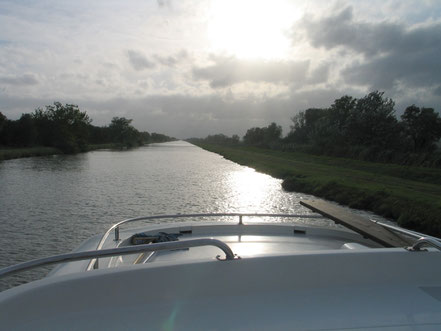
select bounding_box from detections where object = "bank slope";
[195,143,441,237]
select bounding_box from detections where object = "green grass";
[0,144,121,161]
[195,143,441,237]
[86,143,118,151]
[0,147,61,161]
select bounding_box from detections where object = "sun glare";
[207,0,300,60]
[227,167,280,212]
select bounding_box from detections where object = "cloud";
[193,56,310,88]
[343,47,441,89]
[300,7,403,56]
[127,50,156,70]
[307,62,330,85]
[154,50,189,67]
[1,1,440,140]
[156,0,171,8]
[0,74,38,86]
[297,6,441,91]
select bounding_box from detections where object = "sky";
[0,0,441,138]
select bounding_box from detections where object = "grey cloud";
[299,7,441,90]
[193,56,309,88]
[156,0,171,8]
[127,50,155,70]
[155,55,178,67]
[0,73,38,86]
[307,63,330,85]
[300,7,409,56]
[154,50,188,67]
[343,46,441,89]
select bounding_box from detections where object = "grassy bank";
[0,144,121,161]
[0,147,62,161]
[195,143,441,237]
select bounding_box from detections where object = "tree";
[243,122,282,147]
[328,95,356,134]
[16,114,37,147]
[0,112,7,145]
[150,132,174,143]
[109,117,140,147]
[243,127,265,146]
[263,122,282,145]
[0,112,6,132]
[346,91,399,148]
[287,108,327,144]
[140,131,151,143]
[231,134,240,144]
[32,102,92,153]
[32,107,53,146]
[307,96,356,150]
[401,105,441,152]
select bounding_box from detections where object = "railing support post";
[114,226,120,241]
[239,215,243,225]
[407,237,441,251]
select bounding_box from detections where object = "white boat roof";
[1,203,441,330]
[1,247,441,330]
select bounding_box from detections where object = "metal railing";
[2,214,441,280]
[0,239,237,279]
[86,213,323,270]
[372,220,441,242]
[407,237,441,252]
[370,221,441,252]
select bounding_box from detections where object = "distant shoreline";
[0,146,62,161]
[0,144,133,161]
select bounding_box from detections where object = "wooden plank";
[300,199,413,247]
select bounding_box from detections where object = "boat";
[1,199,441,330]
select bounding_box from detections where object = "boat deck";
[2,202,441,330]
[2,245,441,330]
[93,221,383,270]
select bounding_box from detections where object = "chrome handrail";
[372,220,441,242]
[87,213,323,271]
[407,237,441,252]
[0,239,237,279]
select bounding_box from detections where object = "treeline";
[188,133,240,146]
[0,102,175,153]
[192,91,441,167]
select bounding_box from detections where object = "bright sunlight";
[207,0,301,60]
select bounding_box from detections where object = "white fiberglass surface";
[108,234,368,267]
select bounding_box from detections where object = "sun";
[207,0,300,60]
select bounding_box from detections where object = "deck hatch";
[420,287,441,303]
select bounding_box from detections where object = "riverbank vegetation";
[193,143,441,237]
[285,92,441,167]
[191,91,441,167]
[0,102,175,160]
[188,91,441,237]
[0,146,61,160]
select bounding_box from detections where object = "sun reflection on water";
[227,167,280,213]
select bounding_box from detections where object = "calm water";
[0,141,385,290]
